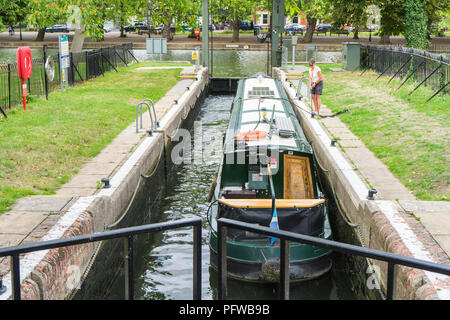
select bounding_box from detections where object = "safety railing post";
[386,262,396,300]
[193,223,202,300]
[7,64,11,109]
[280,239,290,300]
[11,254,21,300]
[124,235,134,300]
[217,221,227,300]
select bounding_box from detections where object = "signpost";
[58,35,70,91]
[192,47,200,71]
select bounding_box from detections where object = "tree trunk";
[380,34,391,44]
[232,16,240,42]
[35,28,46,41]
[162,24,173,40]
[302,15,316,43]
[120,26,126,38]
[71,28,85,66]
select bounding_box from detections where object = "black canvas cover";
[218,202,325,241]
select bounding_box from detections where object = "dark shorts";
[311,80,323,95]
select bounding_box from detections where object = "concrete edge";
[0,67,209,300]
[274,67,450,300]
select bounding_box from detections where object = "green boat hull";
[209,230,332,283]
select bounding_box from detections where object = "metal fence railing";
[216,218,450,300]
[0,43,137,118]
[0,218,202,300]
[359,44,449,101]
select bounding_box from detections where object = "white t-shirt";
[309,66,322,83]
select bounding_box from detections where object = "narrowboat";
[208,73,333,283]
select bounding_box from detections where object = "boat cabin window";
[247,87,275,98]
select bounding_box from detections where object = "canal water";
[90,94,359,300]
[0,48,340,78]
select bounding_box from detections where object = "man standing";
[309,59,323,116]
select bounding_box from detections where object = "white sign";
[59,35,70,69]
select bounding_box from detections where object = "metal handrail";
[0,218,202,300]
[216,217,450,300]
[136,99,159,134]
[143,98,159,128]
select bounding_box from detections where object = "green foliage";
[0,0,30,31]
[404,0,430,49]
[377,0,406,36]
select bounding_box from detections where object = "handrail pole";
[280,239,290,300]
[217,221,227,300]
[124,235,134,300]
[11,254,21,300]
[143,99,158,128]
[193,223,202,300]
[386,262,396,300]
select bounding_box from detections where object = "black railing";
[216,217,450,300]
[359,44,449,100]
[0,218,202,300]
[0,43,136,118]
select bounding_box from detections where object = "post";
[271,0,285,69]
[291,36,297,70]
[7,64,11,109]
[201,0,209,69]
[124,236,134,300]
[217,222,227,300]
[11,254,21,300]
[43,45,49,100]
[193,223,202,300]
[280,239,290,300]
[386,262,396,300]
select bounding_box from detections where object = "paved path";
[283,65,449,259]
[0,67,194,274]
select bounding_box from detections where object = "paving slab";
[12,196,72,212]
[0,211,49,234]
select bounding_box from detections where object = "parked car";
[46,24,69,33]
[240,20,261,31]
[103,26,112,33]
[284,23,306,35]
[330,26,354,35]
[154,24,176,34]
[315,23,332,34]
[431,24,447,37]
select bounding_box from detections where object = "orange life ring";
[234,130,267,141]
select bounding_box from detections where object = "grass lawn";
[0,62,188,213]
[317,64,449,201]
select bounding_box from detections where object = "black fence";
[0,218,202,300]
[360,44,449,100]
[216,218,450,300]
[0,43,136,118]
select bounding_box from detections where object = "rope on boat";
[310,141,366,248]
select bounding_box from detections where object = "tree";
[376,0,406,44]
[286,0,327,43]
[148,0,197,40]
[211,0,253,42]
[0,0,29,32]
[321,0,370,39]
[404,0,429,49]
